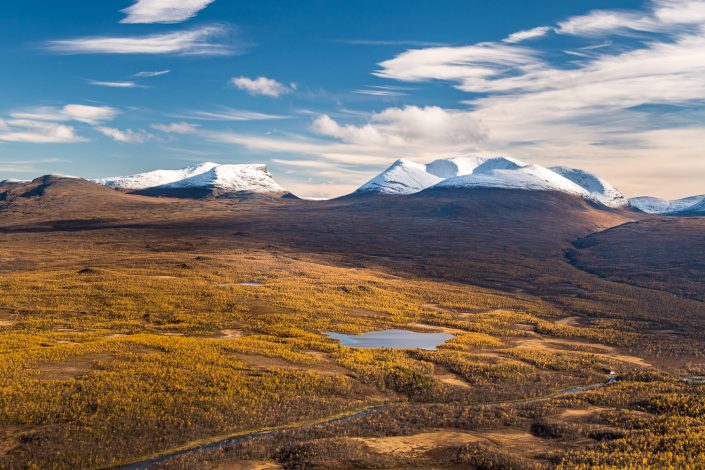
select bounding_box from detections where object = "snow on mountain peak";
[94,162,286,194]
[356,159,442,195]
[550,166,628,208]
[356,156,628,208]
[436,162,589,196]
[94,162,219,190]
[629,195,705,214]
[157,163,285,193]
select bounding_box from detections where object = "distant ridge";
[629,195,705,215]
[356,156,629,208]
[94,162,296,199]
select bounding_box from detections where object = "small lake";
[326,329,453,350]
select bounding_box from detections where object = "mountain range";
[2,157,703,215]
[357,156,626,209]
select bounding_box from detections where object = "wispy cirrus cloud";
[151,122,198,134]
[338,39,449,47]
[45,25,234,56]
[96,127,156,143]
[231,76,293,97]
[182,107,288,121]
[352,88,406,97]
[89,80,141,88]
[133,70,171,77]
[120,0,215,24]
[10,104,119,125]
[0,104,119,144]
[504,26,552,43]
[0,120,83,143]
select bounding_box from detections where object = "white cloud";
[184,107,288,121]
[312,106,486,147]
[62,105,119,124]
[46,25,232,56]
[504,26,552,43]
[10,104,118,125]
[555,0,705,36]
[352,89,406,97]
[374,43,542,93]
[556,10,658,35]
[207,0,705,198]
[0,104,119,144]
[133,70,171,77]
[0,120,83,143]
[96,127,155,143]
[121,0,215,24]
[151,122,198,133]
[89,80,140,88]
[231,76,291,97]
[654,0,705,24]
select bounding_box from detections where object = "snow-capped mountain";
[357,159,442,195]
[550,166,628,208]
[676,198,705,215]
[153,164,285,193]
[356,156,628,208]
[629,195,705,214]
[95,162,292,198]
[436,162,589,196]
[94,162,220,190]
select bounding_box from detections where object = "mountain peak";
[356,159,442,195]
[550,166,628,208]
[629,195,705,214]
[94,162,292,199]
[354,156,629,208]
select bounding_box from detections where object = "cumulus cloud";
[45,25,233,56]
[231,76,292,97]
[151,122,198,133]
[312,106,486,147]
[96,127,155,143]
[121,0,215,24]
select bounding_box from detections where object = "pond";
[326,329,453,350]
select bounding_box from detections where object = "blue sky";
[1,0,704,198]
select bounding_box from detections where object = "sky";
[1,0,704,199]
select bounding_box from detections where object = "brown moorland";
[0,177,703,469]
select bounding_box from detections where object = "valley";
[0,173,703,468]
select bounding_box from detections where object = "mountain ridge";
[94,162,294,199]
[356,156,630,208]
